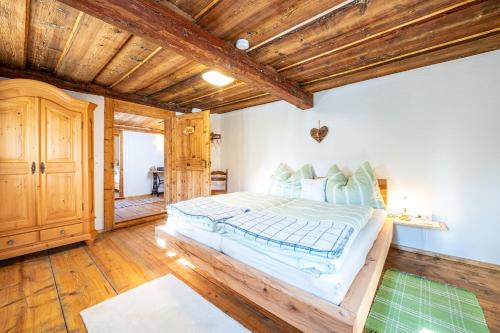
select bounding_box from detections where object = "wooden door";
[172,111,210,202]
[0,97,38,232]
[39,99,83,225]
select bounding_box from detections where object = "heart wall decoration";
[310,121,329,143]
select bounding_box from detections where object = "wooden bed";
[155,180,392,333]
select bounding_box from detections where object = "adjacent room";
[113,112,166,224]
[0,0,498,332]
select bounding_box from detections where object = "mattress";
[220,209,386,305]
[163,208,386,305]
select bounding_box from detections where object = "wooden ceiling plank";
[93,36,160,87]
[152,75,222,103]
[193,0,222,20]
[160,0,215,19]
[282,0,500,83]
[179,82,246,106]
[0,0,30,68]
[253,0,477,70]
[58,0,313,109]
[303,31,500,93]
[111,49,190,94]
[108,46,163,88]
[0,66,189,112]
[54,14,131,83]
[302,28,500,86]
[187,85,261,109]
[206,94,280,114]
[27,0,80,71]
[198,0,347,52]
[53,11,83,73]
[138,62,207,96]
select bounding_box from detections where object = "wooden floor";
[1,221,498,333]
[114,194,165,223]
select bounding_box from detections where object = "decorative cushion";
[325,162,385,209]
[300,178,327,202]
[268,163,313,198]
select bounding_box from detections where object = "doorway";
[103,98,173,230]
[103,98,211,231]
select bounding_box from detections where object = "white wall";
[122,131,164,197]
[219,50,500,265]
[210,114,222,171]
[64,91,105,231]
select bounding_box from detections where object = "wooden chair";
[211,169,228,195]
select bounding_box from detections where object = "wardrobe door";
[0,97,38,232]
[39,99,83,225]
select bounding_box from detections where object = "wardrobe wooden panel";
[0,97,37,232]
[40,99,83,225]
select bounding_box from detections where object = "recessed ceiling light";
[236,38,250,50]
[202,70,235,87]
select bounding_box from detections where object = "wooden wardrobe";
[0,79,96,260]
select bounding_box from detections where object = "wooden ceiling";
[0,0,498,113]
[114,112,165,134]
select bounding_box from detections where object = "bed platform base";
[155,219,393,332]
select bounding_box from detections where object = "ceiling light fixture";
[236,38,250,50]
[202,70,235,87]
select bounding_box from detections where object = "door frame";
[103,98,174,231]
[113,129,124,199]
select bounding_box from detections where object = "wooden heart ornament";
[310,122,328,143]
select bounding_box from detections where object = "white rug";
[80,274,249,333]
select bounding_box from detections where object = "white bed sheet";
[161,209,386,305]
[162,214,223,251]
[220,209,386,305]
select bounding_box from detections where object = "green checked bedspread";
[366,269,489,333]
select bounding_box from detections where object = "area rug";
[365,269,489,333]
[114,196,164,209]
[81,274,249,333]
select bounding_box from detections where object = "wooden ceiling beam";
[0,66,190,113]
[57,0,314,110]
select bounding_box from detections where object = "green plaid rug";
[365,269,489,333]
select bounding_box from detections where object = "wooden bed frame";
[155,179,392,333]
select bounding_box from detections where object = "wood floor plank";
[49,245,117,332]
[0,254,66,333]
[85,234,152,292]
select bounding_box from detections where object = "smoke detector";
[235,38,250,50]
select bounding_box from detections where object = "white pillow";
[300,178,327,202]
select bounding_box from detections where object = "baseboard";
[391,244,500,272]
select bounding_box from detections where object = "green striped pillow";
[325,162,385,209]
[268,163,313,198]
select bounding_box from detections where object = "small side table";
[389,216,448,230]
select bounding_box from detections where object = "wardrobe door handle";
[40,162,46,174]
[31,162,36,174]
